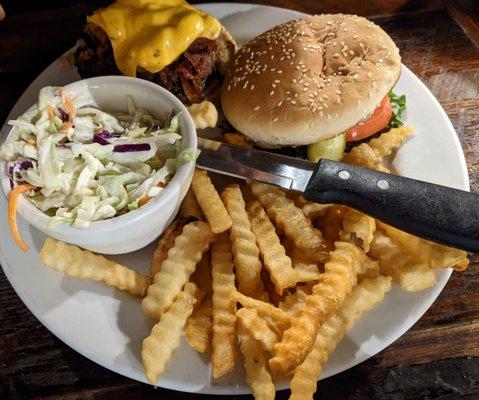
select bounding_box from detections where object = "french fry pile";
[39,125,470,399]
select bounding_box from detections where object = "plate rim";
[0,2,469,395]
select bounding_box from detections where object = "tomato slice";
[345,96,392,142]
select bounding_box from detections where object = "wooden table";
[1,2,478,399]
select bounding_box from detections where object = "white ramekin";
[0,76,197,254]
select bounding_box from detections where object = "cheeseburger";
[74,0,236,105]
[221,14,405,160]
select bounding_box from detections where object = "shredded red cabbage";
[7,159,33,188]
[93,131,121,145]
[58,108,69,122]
[113,143,151,153]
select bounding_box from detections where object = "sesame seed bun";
[220,14,401,147]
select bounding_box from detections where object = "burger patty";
[74,24,227,105]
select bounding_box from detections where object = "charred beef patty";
[74,24,234,105]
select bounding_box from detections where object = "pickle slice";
[307,133,346,163]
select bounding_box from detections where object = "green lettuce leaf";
[388,91,406,128]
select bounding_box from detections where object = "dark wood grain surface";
[1,2,479,399]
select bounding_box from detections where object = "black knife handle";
[303,159,479,252]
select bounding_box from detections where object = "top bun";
[221,14,401,147]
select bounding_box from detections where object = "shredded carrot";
[138,195,151,207]
[46,105,55,119]
[59,88,76,133]
[60,88,76,120]
[27,138,36,146]
[59,122,73,133]
[8,184,34,252]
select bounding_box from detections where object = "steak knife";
[196,137,479,252]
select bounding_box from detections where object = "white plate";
[0,3,469,395]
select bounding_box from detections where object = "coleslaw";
[1,86,198,233]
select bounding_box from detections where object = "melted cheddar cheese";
[88,0,222,76]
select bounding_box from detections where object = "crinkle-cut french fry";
[343,125,413,169]
[250,182,328,258]
[142,222,215,319]
[179,188,204,220]
[302,202,333,220]
[190,251,212,294]
[40,237,151,296]
[369,230,437,292]
[269,241,365,377]
[247,201,298,294]
[238,321,276,400]
[290,244,321,283]
[236,308,279,352]
[340,275,392,330]
[142,282,202,384]
[358,257,380,280]
[289,313,342,400]
[254,279,273,303]
[150,216,197,277]
[260,270,282,306]
[289,276,392,400]
[221,184,262,295]
[340,208,376,253]
[287,193,332,220]
[279,284,313,316]
[192,170,232,233]
[233,290,290,329]
[376,221,468,271]
[187,100,218,129]
[186,298,213,353]
[315,205,348,243]
[211,232,238,378]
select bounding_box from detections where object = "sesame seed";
[253,106,260,110]
[291,100,297,105]
[251,85,255,90]
[270,91,275,96]
[277,101,283,107]
[273,117,279,122]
